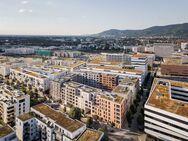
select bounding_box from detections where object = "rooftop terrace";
[32,104,85,132]
[17,113,34,122]
[0,120,14,138]
[78,129,103,141]
[146,78,188,118]
[163,57,188,66]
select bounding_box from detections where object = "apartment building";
[79,67,145,87]
[73,71,119,90]
[16,104,103,141]
[53,51,82,58]
[144,78,188,141]
[5,48,35,55]
[60,77,139,128]
[131,54,148,73]
[153,43,175,57]
[46,58,86,72]
[0,123,17,141]
[9,66,68,91]
[50,74,75,101]
[105,53,131,63]
[161,57,188,76]
[92,93,126,128]
[0,84,30,125]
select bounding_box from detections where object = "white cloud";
[18,9,33,13]
[21,0,29,4]
[28,9,33,13]
[18,9,26,13]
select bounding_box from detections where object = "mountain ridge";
[95,23,188,38]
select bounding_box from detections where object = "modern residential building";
[79,67,145,87]
[181,42,188,50]
[161,57,188,76]
[144,78,188,141]
[46,58,86,72]
[50,74,75,101]
[4,48,35,55]
[73,71,119,90]
[9,66,68,91]
[53,51,82,58]
[77,129,103,141]
[16,104,103,141]
[60,77,139,128]
[131,54,148,73]
[105,53,131,63]
[0,123,17,141]
[0,84,30,125]
[153,43,175,57]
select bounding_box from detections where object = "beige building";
[60,77,139,128]
[0,84,30,125]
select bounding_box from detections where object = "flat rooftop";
[112,85,129,95]
[78,129,103,141]
[101,93,124,104]
[119,77,139,86]
[163,57,188,66]
[146,78,188,118]
[0,121,14,138]
[32,104,85,132]
[94,66,143,74]
[17,113,34,122]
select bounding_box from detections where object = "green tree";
[98,127,109,141]
[130,105,136,114]
[137,114,144,126]
[147,65,152,71]
[126,111,132,127]
[86,117,93,128]
[69,107,81,120]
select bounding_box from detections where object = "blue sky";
[0,0,188,35]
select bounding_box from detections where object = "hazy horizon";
[0,0,188,35]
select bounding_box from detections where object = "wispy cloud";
[18,9,26,13]
[18,9,33,13]
[21,0,29,4]
[28,9,33,13]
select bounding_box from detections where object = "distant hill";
[95,23,188,38]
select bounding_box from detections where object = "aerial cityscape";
[0,0,188,141]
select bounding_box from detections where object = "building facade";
[0,84,30,125]
[144,78,188,141]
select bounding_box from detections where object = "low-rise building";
[161,57,188,76]
[0,84,30,125]
[5,48,35,55]
[144,78,188,141]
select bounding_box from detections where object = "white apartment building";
[153,43,175,57]
[9,66,68,91]
[144,78,188,141]
[181,42,188,50]
[104,53,131,63]
[0,84,30,125]
[16,104,103,141]
[131,54,148,73]
[5,48,35,55]
[79,67,145,87]
[50,74,75,101]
